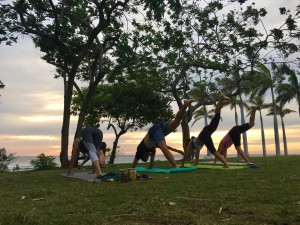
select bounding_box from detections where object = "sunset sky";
[0,0,299,158]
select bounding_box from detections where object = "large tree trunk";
[109,134,122,165]
[259,110,267,157]
[271,87,281,156]
[239,95,249,156]
[281,117,288,156]
[181,114,190,149]
[60,80,74,168]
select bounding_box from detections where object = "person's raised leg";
[249,105,261,127]
[235,146,250,163]
[213,151,229,168]
[167,99,197,131]
[214,140,227,163]
[157,140,178,168]
[215,95,230,114]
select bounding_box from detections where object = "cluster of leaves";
[72,79,174,129]
[0,148,15,172]
[30,153,58,170]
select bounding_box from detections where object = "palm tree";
[251,62,284,156]
[265,102,296,156]
[225,96,239,126]
[276,64,300,117]
[238,94,251,156]
[249,95,267,157]
[192,105,214,156]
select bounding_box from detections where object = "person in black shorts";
[132,99,197,168]
[181,95,230,168]
[215,105,261,164]
[67,127,104,178]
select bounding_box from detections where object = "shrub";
[0,148,15,172]
[30,153,58,170]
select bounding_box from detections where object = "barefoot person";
[80,142,107,169]
[182,95,230,168]
[132,99,197,168]
[215,105,261,164]
[67,127,104,178]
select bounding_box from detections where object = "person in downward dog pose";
[215,105,262,165]
[132,99,197,169]
[181,95,230,168]
[67,127,104,179]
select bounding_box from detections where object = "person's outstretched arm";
[149,155,155,168]
[158,141,178,168]
[132,157,139,168]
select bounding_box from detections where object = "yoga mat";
[61,172,105,182]
[199,161,248,166]
[135,166,197,173]
[184,163,247,170]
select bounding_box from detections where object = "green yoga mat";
[135,166,197,173]
[199,161,248,166]
[184,163,247,170]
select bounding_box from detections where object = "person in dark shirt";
[132,99,197,168]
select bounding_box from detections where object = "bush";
[30,153,58,170]
[0,148,15,172]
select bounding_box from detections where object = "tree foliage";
[0,148,15,172]
[30,153,58,170]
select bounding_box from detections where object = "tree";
[251,62,288,156]
[279,5,300,39]
[0,148,15,172]
[276,64,300,117]
[0,0,134,167]
[0,0,180,167]
[249,95,267,157]
[72,80,173,164]
[265,102,296,156]
[128,0,277,149]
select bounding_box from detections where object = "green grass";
[0,156,300,225]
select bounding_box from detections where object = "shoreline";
[7,153,299,172]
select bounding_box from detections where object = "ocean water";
[7,154,187,172]
[7,153,272,172]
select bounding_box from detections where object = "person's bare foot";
[219,95,230,102]
[183,99,198,106]
[251,105,262,110]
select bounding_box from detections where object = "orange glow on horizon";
[3,126,300,157]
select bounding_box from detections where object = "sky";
[0,0,299,159]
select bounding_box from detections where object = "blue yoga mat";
[135,166,197,173]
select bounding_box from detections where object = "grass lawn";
[0,155,299,225]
